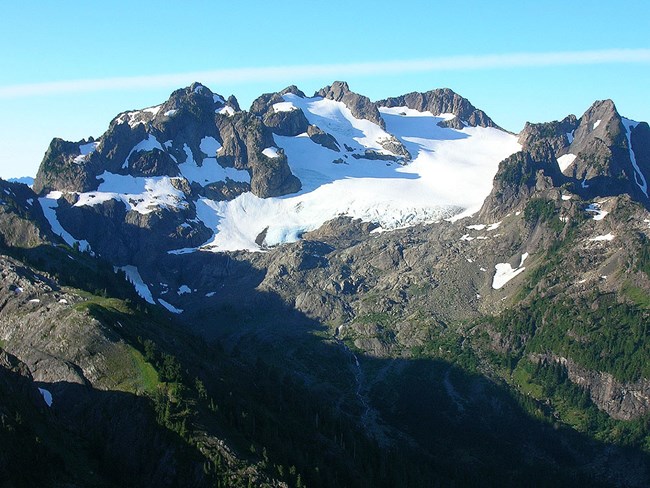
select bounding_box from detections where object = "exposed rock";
[478,141,564,221]
[351,150,401,162]
[264,106,310,137]
[307,125,340,151]
[518,115,579,155]
[316,81,386,129]
[216,112,301,197]
[33,137,99,194]
[0,180,54,248]
[541,355,650,421]
[378,135,411,161]
[377,88,499,129]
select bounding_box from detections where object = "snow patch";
[273,101,298,112]
[492,253,529,290]
[216,105,235,116]
[593,119,602,130]
[262,147,281,158]
[622,117,648,197]
[199,136,221,157]
[566,131,574,144]
[561,194,572,201]
[38,388,53,407]
[117,265,155,304]
[585,203,608,221]
[164,109,177,117]
[205,291,216,297]
[76,172,187,215]
[557,153,576,173]
[589,233,615,242]
[159,299,183,314]
[177,285,191,295]
[73,141,99,164]
[39,192,91,252]
[177,142,249,186]
[122,135,164,169]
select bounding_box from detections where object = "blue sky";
[1,0,649,178]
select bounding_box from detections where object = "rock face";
[0,179,53,249]
[377,88,500,128]
[307,124,340,151]
[478,141,565,221]
[560,99,650,202]
[33,82,301,200]
[518,115,579,155]
[563,357,650,421]
[316,81,386,129]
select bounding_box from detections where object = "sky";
[0,0,649,179]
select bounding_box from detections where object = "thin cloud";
[1,48,649,99]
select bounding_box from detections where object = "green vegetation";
[622,281,650,309]
[524,198,564,232]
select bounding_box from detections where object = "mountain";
[2,82,650,486]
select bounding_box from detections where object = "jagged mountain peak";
[376,88,500,130]
[315,81,386,129]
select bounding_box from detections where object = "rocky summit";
[1,82,650,487]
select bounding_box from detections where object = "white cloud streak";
[2,48,649,99]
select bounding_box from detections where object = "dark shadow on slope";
[32,380,211,488]
[122,248,650,488]
[3,225,649,487]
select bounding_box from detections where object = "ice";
[199,136,221,157]
[116,265,155,304]
[39,192,91,252]
[557,153,576,173]
[589,233,615,241]
[492,252,528,289]
[622,117,648,197]
[156,96,519,252]
[159,299,183,314]
[38,388,53,407]
[273,101,298,112]
[177,285,191,295]
[122,134,164,169]
[262,147,281,158]
[593,119,602,130]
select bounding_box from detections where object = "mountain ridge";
[1,81,650,486]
